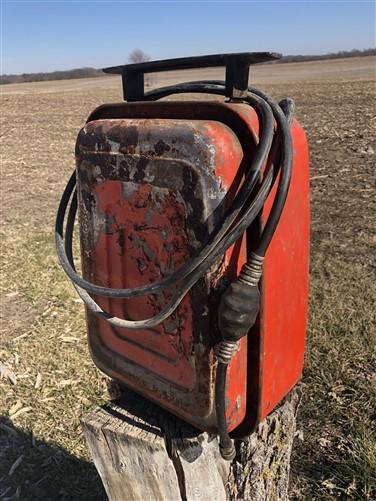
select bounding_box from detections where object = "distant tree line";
[0,66,104,85]
[1,48,374,85]
[277,48,376,64]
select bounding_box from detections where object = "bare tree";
[128,49,151,64]
[128,48,154,88]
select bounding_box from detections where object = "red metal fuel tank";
[75,101,309,435]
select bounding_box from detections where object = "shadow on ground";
[0,417,107,501]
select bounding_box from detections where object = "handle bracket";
[103,52,280,102]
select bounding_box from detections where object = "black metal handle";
[103,52,280,102]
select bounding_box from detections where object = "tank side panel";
[259,120,310,418]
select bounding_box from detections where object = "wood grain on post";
[81,385,301,501]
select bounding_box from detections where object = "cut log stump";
[81,385,301,501]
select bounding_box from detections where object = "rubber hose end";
[219,441,236,461]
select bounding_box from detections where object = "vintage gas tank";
[75,101,309,435]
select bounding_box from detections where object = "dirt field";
[1,56,375,500]
[2,55,375,96]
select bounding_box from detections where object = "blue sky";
[1,0,375,74]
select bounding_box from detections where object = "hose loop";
[55,85,291,327]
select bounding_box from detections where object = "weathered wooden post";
[81,384,301,501]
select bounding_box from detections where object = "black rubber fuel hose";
[55,89,276,299]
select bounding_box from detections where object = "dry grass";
[1,62,375,499]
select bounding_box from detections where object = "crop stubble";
[1,58,375,499]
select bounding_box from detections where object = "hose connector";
[238,252,264,286]
[219,441,236,461]
[214,340,239,365]
[218,254,263,344]
[214,254,264,461]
